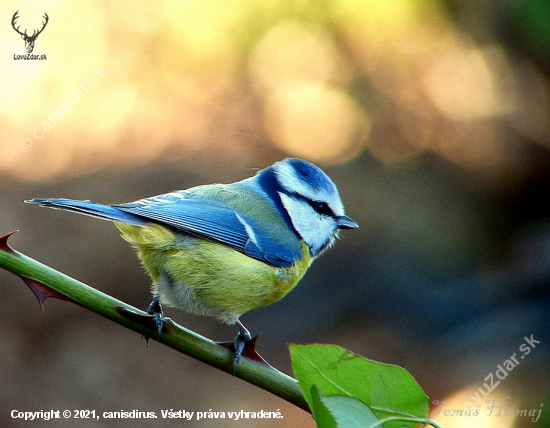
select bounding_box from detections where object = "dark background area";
[1,1,549,427]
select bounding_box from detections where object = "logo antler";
[12,11,49,54]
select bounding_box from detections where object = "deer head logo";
[12,11,49,54]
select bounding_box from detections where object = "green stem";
[0,233,310,413]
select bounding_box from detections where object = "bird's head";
[258,158,358,257]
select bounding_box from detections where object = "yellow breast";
[116,222,314,323]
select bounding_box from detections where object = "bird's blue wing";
[26,198,149,226]
[114,193,300,268]
[27,192,302,267]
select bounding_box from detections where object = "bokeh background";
[1,0,549,427]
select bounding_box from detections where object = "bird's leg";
[233,320,253,372]
[113,293,169,345]
[147,293,164,336]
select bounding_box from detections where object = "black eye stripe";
[278,188,336,218]
[307,200,335,217]
[308,200,334,217]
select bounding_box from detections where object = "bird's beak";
[336,215,359,229]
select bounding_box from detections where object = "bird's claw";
[218,321,271,374]
[147,295,165,336]
[115,295,168,344]
[152,312,164,336]
[233,329,253,372]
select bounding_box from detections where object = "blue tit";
[26,158,358,367]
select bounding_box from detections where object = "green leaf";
[311,385,380,428]
[310,385,338,428]
[290,344,429,428]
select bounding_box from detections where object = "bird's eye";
[312,201,332,216]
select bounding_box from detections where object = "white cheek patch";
[279,192,336,256]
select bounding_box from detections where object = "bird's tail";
[25,198,148,226]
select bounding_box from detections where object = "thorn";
[0,231,19,254]
[18,275,72,310]
[218,335,272,373]
[0,233,75,310]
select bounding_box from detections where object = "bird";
[26,158,358,369]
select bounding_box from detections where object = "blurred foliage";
[1,0,549,180]
[1,1,549,427]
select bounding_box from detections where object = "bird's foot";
[233,328,252,370]
[115,295,168,345]
[217,321,271,374]
[147,296,165,336]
